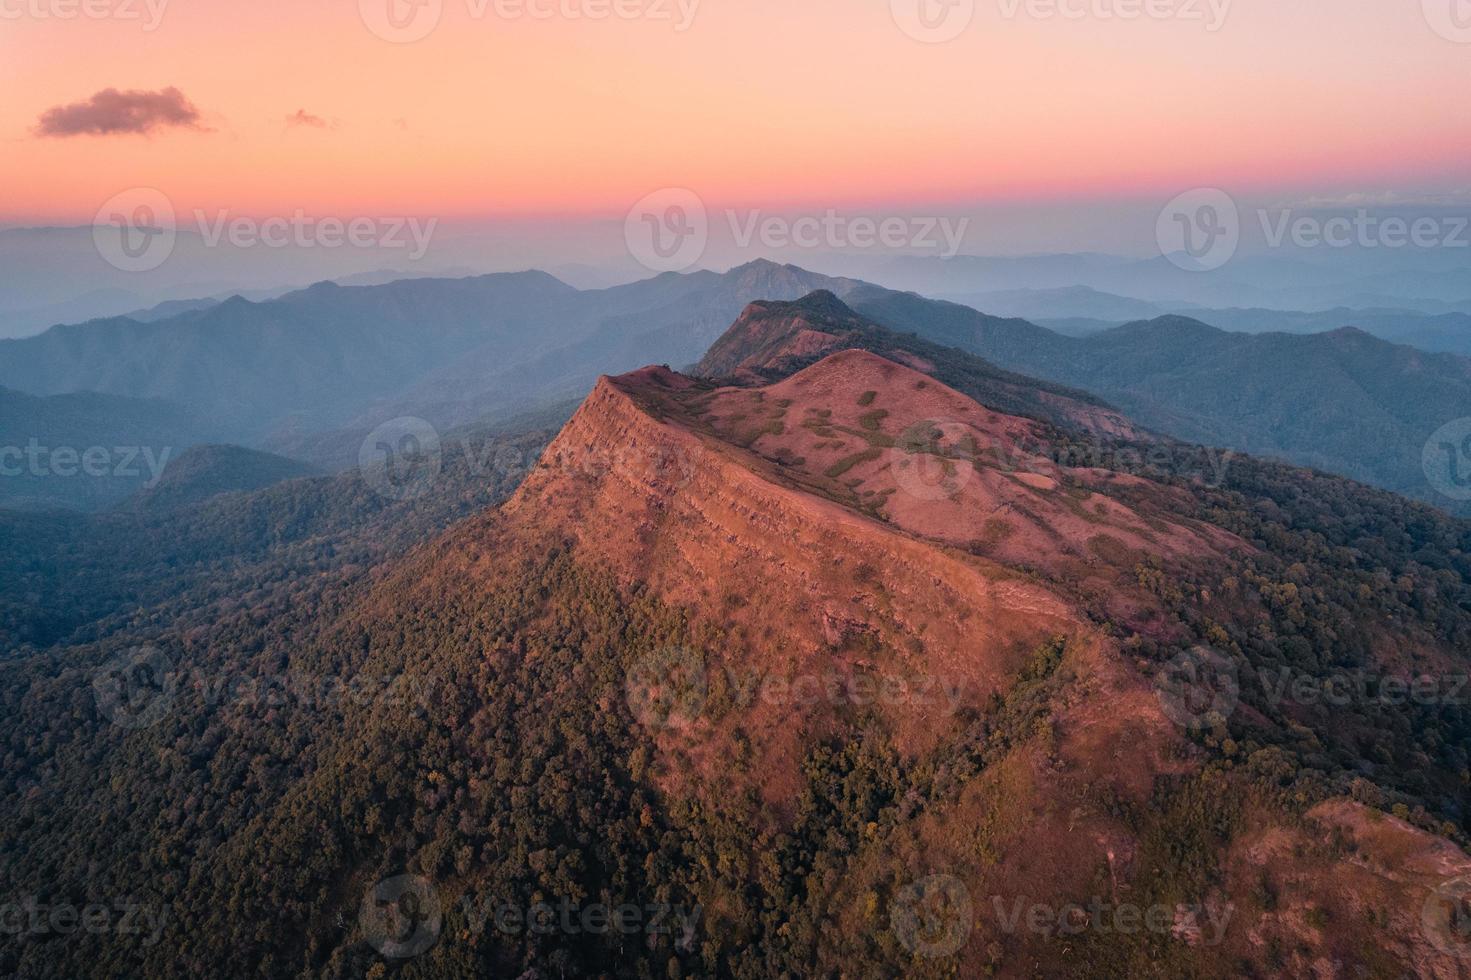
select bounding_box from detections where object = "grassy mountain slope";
[4,325,1471,976]
[850,289,1471,511]
[695,291,1139,438]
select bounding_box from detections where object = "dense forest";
[3,336,1470,976]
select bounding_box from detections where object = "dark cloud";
[35,87,206,137]
[286,109,332,129]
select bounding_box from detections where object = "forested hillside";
[3,324,1470,976]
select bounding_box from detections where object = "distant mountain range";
[824,251,1471,313]
[0,386,208,511]
[847,289,1471,510]
[0,261,859,453]
[4,260,1470,515]
[949,284,1471,355]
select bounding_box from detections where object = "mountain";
[849,291,1471,511]
[5,318,1471,976]
[0,386,212,512]
[0,261,859,462]
[828,251,1471,313]
[0,272,582,444]
[9,259,1469,514]
[1186,307,1471,356]
[352,261,859,442]
[127,444,316,513]
[940,285,1171,324]
[0,227,474,339]
[0,419,554,651]
[696,290,1140,437]
[877,282,1471,357]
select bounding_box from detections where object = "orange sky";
[2,0,1469,224]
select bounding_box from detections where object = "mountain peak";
[749,288,860,323]
[725,257,793,276]
[697,291,1138,436]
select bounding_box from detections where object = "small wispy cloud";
[286,109,333,130]
[34,86,207,137]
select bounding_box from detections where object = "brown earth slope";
[400,341,1471,977]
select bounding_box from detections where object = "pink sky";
[2,0,1468,225]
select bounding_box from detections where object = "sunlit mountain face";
[4,2,1471,978]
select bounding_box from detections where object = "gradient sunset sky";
[3,0,1469,230]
